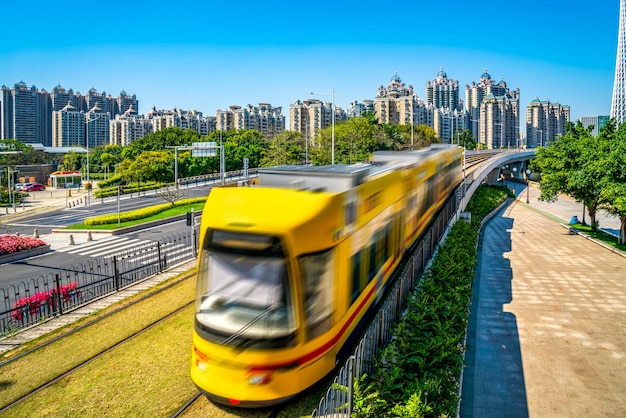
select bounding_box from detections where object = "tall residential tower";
[611,0,626,124]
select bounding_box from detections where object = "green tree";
[61,151,83,171]
[100,152,117,179]
[595,120,626,244]
[533,121,605,232]
[119,151,174,183]
[0,139,46,166]
[456,129,477,150]
[309,117,379,165]
[377,124,405,150]
[124,127,201,160]
[228,129,267,169]
[261,131,305,167]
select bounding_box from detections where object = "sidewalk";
[1,187,91,224]
[460,184,626,417]
[510,182,621,237]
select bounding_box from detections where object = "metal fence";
[310,189,459,417]
[0,227,198,336]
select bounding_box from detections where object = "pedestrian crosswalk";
[53,235,194,263]
[55,236,148,258]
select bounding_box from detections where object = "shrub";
[352,185,508,417]
[83,197,206,225]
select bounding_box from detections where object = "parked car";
[14,182,33,191]
[22,182,46,192]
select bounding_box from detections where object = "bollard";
[16,232,20,236]
[34,228,39,238]
[69,234,75,245]
[87,231,93,241]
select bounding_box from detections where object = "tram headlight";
[194,345,210,371]
[248,373,272,385]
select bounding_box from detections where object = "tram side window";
[426,177,435,208]
[300,249,334,340]
[368,241,376,281]
[384,224,391,262]
[351,252,361,304]
[376,230,385,271]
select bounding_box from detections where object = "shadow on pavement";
[460,206,529,418]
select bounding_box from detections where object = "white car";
[14,182,33,191]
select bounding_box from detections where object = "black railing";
[0,228,198,336]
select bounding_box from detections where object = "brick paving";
[461,185,626,417]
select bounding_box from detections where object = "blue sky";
[1,1,619,125]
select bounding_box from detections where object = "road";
[0,185,210,288]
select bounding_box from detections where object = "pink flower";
[11,282,79,322]
[0,234,47,256]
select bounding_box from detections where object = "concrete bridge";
[458,149,536,213]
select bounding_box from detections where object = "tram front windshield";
[195,230,295,347]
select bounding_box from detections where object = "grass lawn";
[64,202,206,231]
[570,223,626,252]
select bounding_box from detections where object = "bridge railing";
[310,189,457,417]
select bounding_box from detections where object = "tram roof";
[258,145,458,194]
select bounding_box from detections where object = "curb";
[559,223,626,259]
[0,245,51,265]
[51,210,202,236]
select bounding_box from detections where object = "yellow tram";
[190,145,463,407]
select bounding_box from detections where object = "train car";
[190,144,463,407]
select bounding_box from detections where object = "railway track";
[1,301,194,413]
[0,268,323,417]
[0,272,196,415]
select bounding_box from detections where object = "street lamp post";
[309,88,335,164]
[410,100,414,150]
[525,168,532,203]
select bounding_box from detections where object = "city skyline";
[1,1,618,124]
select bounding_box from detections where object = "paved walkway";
[460,185,626,417]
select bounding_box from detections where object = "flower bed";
[0,234,48,256]
[11,282,80,321]
[0,234,50,264]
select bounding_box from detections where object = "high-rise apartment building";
[110,105,152,146]
[85,103,111,149]
[85,88,112,115]
[466,70,520,149]
[1,81,138,147]
[347,100,374,118]
[51,84,77,111]
[290,99,323,142]
[580,115,609,137]
[433,108,466,144]
[374,72,423,126]
[611,0,626,124]
[1,81,52,146]
[112,90,139,115]
[526,97,570,148]
[479,91,520,149]
[425,67,462,112]
[216,103,284,138]
[52,101,85,147]
[145,107,214,135]
[424,68,465,143]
